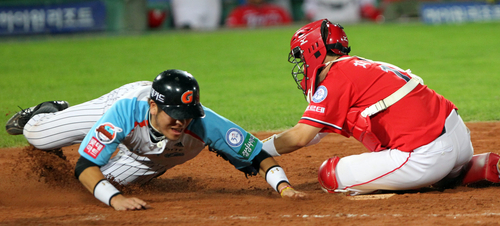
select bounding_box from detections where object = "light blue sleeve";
[187,106,263,171]
[78,98,148,166]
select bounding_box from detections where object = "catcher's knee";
[462,152,500,185]
[318,156,341,193]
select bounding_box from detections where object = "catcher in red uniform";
[261,19,500,195]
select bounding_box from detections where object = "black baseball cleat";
[5,101,69,135]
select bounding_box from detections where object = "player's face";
[150,102,192,140]
[156,111,192,140]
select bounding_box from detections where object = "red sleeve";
[298,69,355,136]
[299,56,458,152]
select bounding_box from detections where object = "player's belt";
[438,110,459,138]
[439,126,446,138]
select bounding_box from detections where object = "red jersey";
[225,4,292,27]
[299,56,456,152]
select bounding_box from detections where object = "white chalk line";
[204,212,500,220]
[282,212,500,218]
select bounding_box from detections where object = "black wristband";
[75,156,99,179]
[251,150,272,169]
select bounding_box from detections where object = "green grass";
[1,22,499,148]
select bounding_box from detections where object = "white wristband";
[265,166,289,192]
[93,179,121,206]
[261,134,280,156]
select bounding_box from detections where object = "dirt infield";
[1,122,500,225]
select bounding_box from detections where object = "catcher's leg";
[318,156,341,193]
[461,152,500,185]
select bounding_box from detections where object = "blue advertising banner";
[0,1,106,35]
[421,2,500,24]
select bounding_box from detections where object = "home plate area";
[1,122,500,225]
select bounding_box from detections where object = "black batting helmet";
[150,69,205,120]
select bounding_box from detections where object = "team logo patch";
[226,128,244,147]
[95,123,122,144]
[84,137,104,159]
[312,85,328,103]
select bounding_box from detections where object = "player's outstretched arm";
[75,157,149,210]
[257,155,307,199]
[263,123,322,156]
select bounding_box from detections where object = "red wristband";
[279,185,293,197]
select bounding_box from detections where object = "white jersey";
[24,81,263,185]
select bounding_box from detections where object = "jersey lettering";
[379,65,410,82]
[84,137,104,159]
[238,134,258,159]
[151,88,165,103]
[306,105,325,114]
[353,60,370,68]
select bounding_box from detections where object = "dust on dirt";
[0,122,499,225]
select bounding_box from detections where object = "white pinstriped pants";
[23,81,148,150]
[23,82,162,185]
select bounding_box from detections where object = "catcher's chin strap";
[325,43,351,55]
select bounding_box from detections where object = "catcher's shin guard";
[462,152,500,185]
[318,156,341,193]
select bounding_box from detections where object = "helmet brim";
[159,104,205,120]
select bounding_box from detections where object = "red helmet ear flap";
[321,21,351,55]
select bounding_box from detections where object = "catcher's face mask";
[288,19,351,102]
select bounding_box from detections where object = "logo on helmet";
[181,90,194,104]
[151,88,165,103]
[299,39,308,46]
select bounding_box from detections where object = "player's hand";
[110,194,150,211]
[280,187,308,199]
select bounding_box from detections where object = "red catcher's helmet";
[288,19,350,102]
